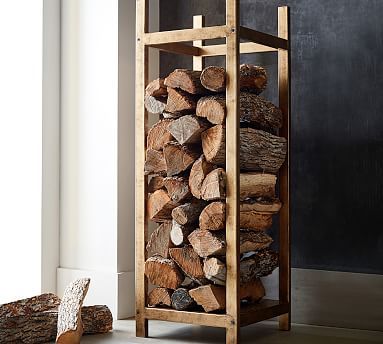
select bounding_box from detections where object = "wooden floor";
[68,320,383,344]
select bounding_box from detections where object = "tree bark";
[167,115,209,145]
[144,255,184,290]
[147,189,178,223]
[240,173,276,200]
[163,142,200,177]
[189,285,226,313]
[200,168,226,201]
[188,155,214,199]
[171,288,195,311]
[199,201,225,231]
[165,69,207,95]
[201,125,287,173]
[146,221,174,258]
[240,211,273,231]
[170,220,193,246]
[147,119,174,151]
[144,149,167,176]
[148,287,172,308]
[148,175,165,193]
[163,176,191,204]
[144,95,166,115]
[145,78,167,98]
[165,88,197,114]
[171,200,205,226]
[240,199,282,214]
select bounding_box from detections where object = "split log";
[189,155,214,199]
[56,278,90,344]
[167,115,209,145]
[0,298,112,344]
[145,78,167,98]
[240,199,282,214]
[188,229,272,258]
[199,64,267,94]
[170,220,193,246]
[144,95,166,115]
[163,176,191,204]
[169,246,206,284]
[172,200,205,226]
[165,88,197,114]
[146,222,174,258]
[147,119,174,151]
[148,176,165,193]
[171,288,195,311]
[147,189,177,222]
[199,201,225,231]
[240,173,276,200]
[189,285,225,312]
[148,287,172,308]
[165,69,207,95]
[144,149,167,176]
[163,142,199,176]
[144,255,184,290]
[196,95,226,125]
[201,125,287,173]
[200,168,226,201]
[240,211,273,231]
[203,257,226,286]
[239,279,265,303]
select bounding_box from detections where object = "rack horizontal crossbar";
[240,26,288,50]
[240,300,289,327]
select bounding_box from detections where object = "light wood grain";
[200,42,276,56]
[240,26,288,50]
[193,15,205,71]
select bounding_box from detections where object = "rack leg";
[226,323,240,344]
[136,316,148,337]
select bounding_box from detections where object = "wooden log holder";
[135,2,290,343]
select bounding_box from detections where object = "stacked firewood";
[144,65,286,313]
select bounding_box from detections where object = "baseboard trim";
[261,268,383,331]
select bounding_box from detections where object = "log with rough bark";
[165,69,207,95]
[189,285,226,312]
[167,115,209,145]
[171,200,205,226]
[240,173,276,200]
[146,222,174,258]
[171,288,195,311]
[145,78,167,98]
[147,189,178,222]
[148,175,165,193]
[165,88,197,114]
[144,149,167,176]
[188,229,272,258]
[144,95,166,115]
[200,168,226,201]
[163,176,191,204]
[199,201,225,231]
[144,255,184,290]
[147,119,174,151]
[163,142,199,177]
[239,279,265,303]
[169,246,206,284]
[201,125,287,173]
[170,220,193,246]
[188,155,214,199]
[148,287,172,308]
[199,64,267,94]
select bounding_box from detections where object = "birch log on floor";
[163,142,199,176]
[167,115,209,145]
[147,119,174,151]
[145,78,167,98]
[144,149,167,176]
[165,88,197,114]
[163,176,191,204]
[200,168,226,201]
[201,125,287,173]
[188,155,214,199]
[165,69,207,95]
[147,189,178,222]
[172,200,205,226]
[146,221,174,258]
[148,287,172,308]
[199,64,267,94]
[144,255,184,290]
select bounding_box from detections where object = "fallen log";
[240,173,276,200]
[163,142,199,177]
[165,88,197,114]
[171,200,205,226]
[201,125,287,173]
[200,168,226,201]
[147,189,178,222]
[163,176,191,204]
[144,149,167,176]
[145,78,167,98]
[144,255,184,290]
[146,222,174,258]
[148,175,165,193]
[189,285,225,312]
[199,201,225,231]
[170,220,193,246]
[147,119,174,151]
[148,287,172,308]
[165,69,207,95]
[188,155,214,199]
[171,288,195,311]
[167,115,209,145]
[144,95,166,115]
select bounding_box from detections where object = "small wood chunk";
[167,115,209,145]
[239,279,265,303]
[240,173,276,200]
[169,246,206,284]
[201,168,226,201]
[144,95,166,115]
[240,211,273,230]
[56,278,90,344]
[199,201,225,231]
[188,229,226,258]
[189,285,225,312]
[147,119,174,151]
[81,305,113,335]
[164,69,207,95]
[203,257,226,286]
[165,88,197,114]
[189,155,214,199]
[196,95,226,125]
[146,222,174,258]
[171,288,195,311]
[147,189,177,222]
[145,78,167,98]
[148,175,165,193]
[172,200,205,226]
[144,149,167,176]
[144,255,184,289]
[148,287,172,308]
[163,176,191,204]
[170,220,193,246]
[201,125,287,173]
[240,250,279,283]
[163,142,199,177]
[200,66,226,93]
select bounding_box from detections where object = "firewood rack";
[135,1,291,343]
